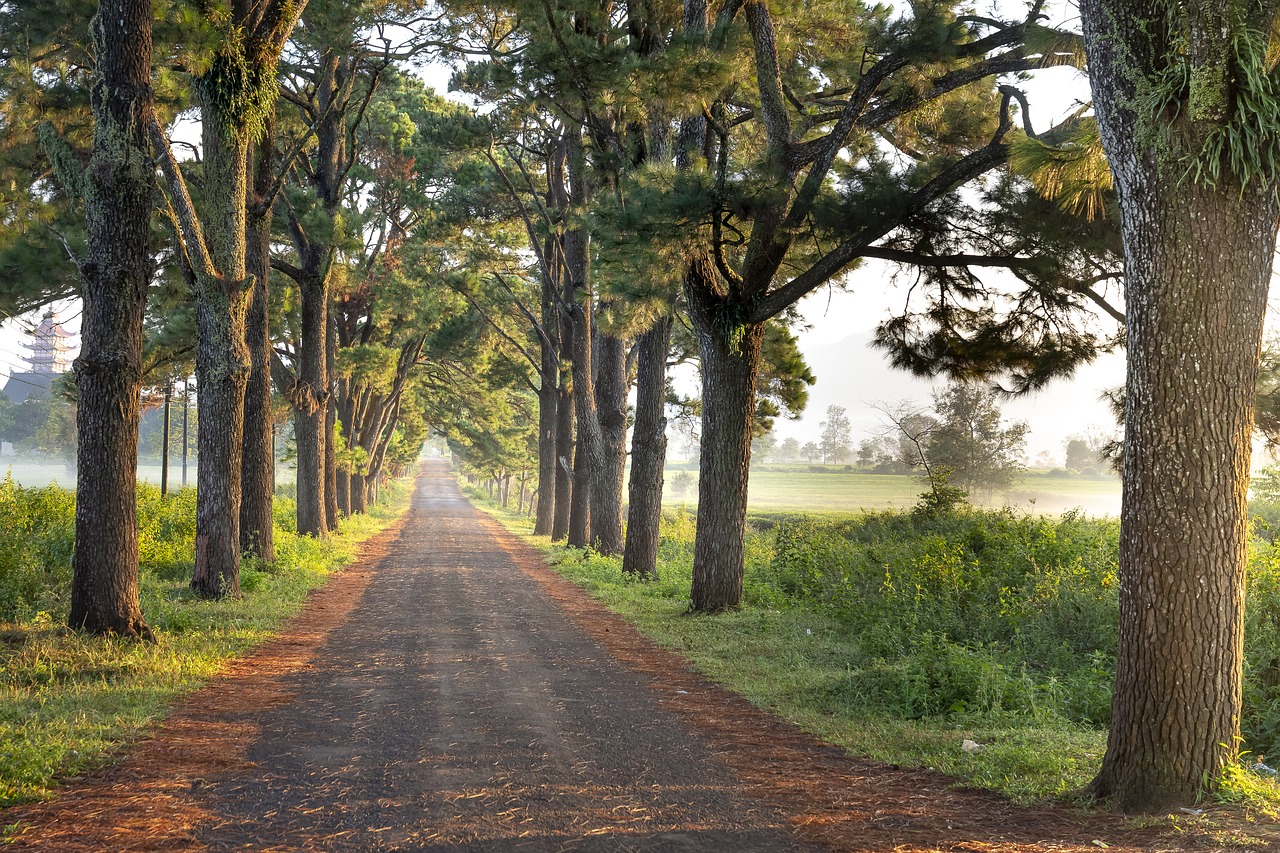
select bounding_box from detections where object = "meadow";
[664,465,1123,517]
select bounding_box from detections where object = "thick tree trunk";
[336,466,350,517]
[240,117,276,561]
[534,369,559,536]
[1080,0,1280,811]
[184,0,306,597]
[622,315,673,579]
[568,440,591,545]
[350,472,367,513]
[294,275,329,537]
[563,131,600,550]
[688,266,764,612]
[190,112,252,599]
[1087,180,1277,811]
[552,384,574,541]
[590,327,627,554]
[68,0,154,639]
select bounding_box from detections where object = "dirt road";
[190,462,812,850]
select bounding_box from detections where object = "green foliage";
[466,482,1280,808]
[0,475,412,807]
[925,383,1029,495]
[0,476,76,622]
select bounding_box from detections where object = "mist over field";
[663,468,1123,517]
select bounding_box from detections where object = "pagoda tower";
[3,310,77,403]
[24,310,75,374]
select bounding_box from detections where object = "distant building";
[3,310,77,404]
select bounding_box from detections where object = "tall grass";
[0,474,411,808]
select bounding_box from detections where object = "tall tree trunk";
[176,0,306,598]
[568,440,591,545]
[1081,0,1280,810]
[160,382,171,497]
[591,326,627,554]
[552,383,574,541]
[336,372,352,517]
[324,310,339,530]
[190,107,253,599]
[294,273,328,537]
[350,471,367,513]
[241,114,276,561]
[534,381,558,535]
[688,260,764,612]
[564,132,600,550]
[1087,177,1277,811]
[336,464,350,517]
[622,314,672,579]
[67,0,155,639]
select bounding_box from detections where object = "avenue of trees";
[2,0,1279,813]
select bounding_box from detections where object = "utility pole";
[181,377,191,488]
[160,379,171,496]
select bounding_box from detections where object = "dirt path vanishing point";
[2,461,1258,851]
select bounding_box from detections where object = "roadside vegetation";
[0,475,411,808]
[467,478,1280,816]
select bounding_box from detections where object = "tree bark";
[622,314,672,579]
[1081,0,1280,810]
[552,383,574,541]
[350,471,367,513]
[564,132,601,550]
[190,106,252,599]
[240,113,276,561]
[1087,176,1278,812]
[176,0,306,598]
[688,258,764,612]
[324,311,339,530]
[591,325,627,555]
[292,273,329,536]
[336,466,350,516]
[568,437,591,545]
[534,380,559,535]
[67,0,155,639]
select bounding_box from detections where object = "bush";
[0,475,76,621]
[745,507,1124,726]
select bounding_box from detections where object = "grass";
[0,480,409,809]
[664,467,1123,517]
[465,479,1280,821]
[531,536,1106,805]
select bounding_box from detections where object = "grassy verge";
[0,476,411,809]
[463,480,1280,820]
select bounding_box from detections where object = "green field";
[663,466,1122,517]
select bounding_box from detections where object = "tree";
[663,0,1080,611]
[750,428,777,465]
[1064,429,1110,476]
[927,383,1027,496]
[778,436,800,463]
[1079,0,1280,810]
[819,405,852,464]
[65,0,155,639]
[154,0,308,597]
[800,441,820,464]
